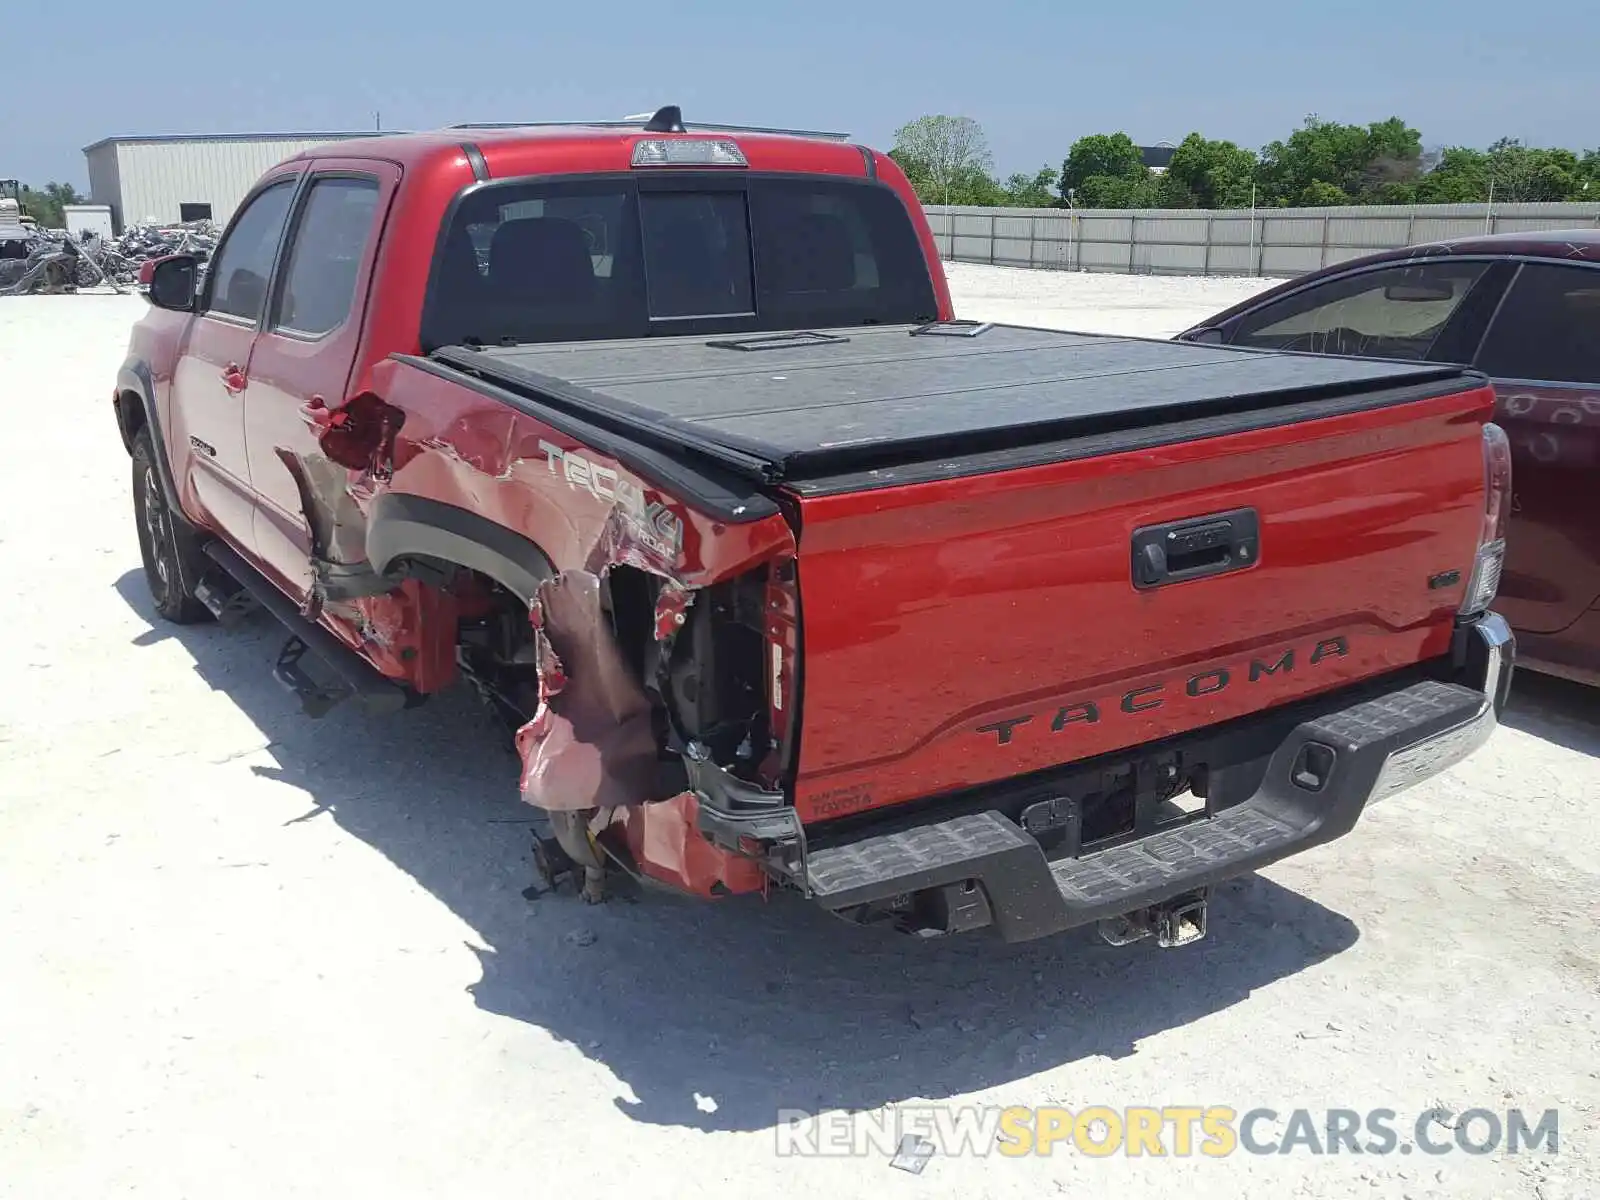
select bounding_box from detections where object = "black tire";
[131,429,212,624]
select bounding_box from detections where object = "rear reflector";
[1461,539,1505,617]
[632,138,748,168]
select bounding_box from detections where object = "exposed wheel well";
[116,389,148,453]
[366,493,555,605]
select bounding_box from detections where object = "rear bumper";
[802,613,1513,943]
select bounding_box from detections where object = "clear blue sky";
[15,0,1597,187]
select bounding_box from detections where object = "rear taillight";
[1480,422,1512,545]
[1461,422,1512,617]
[764,558,800,778]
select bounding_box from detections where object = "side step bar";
[202,540,410,718]
[193,575,261,628]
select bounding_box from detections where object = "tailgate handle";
[1132,508,1260,590]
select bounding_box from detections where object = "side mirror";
[1183,326,1226,345]
[146,254,199,311]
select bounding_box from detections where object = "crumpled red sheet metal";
[515,570,661,812]
[608,792,766,897]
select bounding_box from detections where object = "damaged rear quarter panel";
[367,358,797,898]
[367,356,797,588]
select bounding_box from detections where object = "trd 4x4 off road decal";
[537,440,684,561]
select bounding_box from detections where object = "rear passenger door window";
[205,180,297,323]
[1475,263,1600,384]
[270,177,381,337]
[1227,261,1490,360]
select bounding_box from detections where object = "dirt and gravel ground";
[2,270,1596,1200]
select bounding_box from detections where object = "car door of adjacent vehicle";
[243,162,397,603]
[168,173,300,551]
[1470,260,1600,635]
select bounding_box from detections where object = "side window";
[271,177,381,337]
[1476,263,1600,385]
[1228,261,1490,360]
[206,180,296,322]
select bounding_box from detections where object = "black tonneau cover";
[428,323,1469,487]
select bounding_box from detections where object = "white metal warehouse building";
[83,133,381,232]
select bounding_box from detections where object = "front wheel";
[131,430,211,624]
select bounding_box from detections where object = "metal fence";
[923,201,1600,278]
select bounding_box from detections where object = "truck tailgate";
[789,385,1493,820]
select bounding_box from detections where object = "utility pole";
[1248,183,1258,277]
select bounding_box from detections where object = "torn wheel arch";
[365,492,557,603]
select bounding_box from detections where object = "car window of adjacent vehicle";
[271,177,381,337]
[420,175,938,350]
[1475,263,1600,385]
[1227,261,1491,360]
[206,180,297,323]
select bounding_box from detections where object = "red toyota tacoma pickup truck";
[116,107,1513,946]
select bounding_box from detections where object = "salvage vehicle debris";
[1,219,215,296]
[112,105,1514,947]
[0,180,38,257]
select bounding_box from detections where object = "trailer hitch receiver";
[1096,889,1209,948]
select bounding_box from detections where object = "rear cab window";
[421,173,937,351]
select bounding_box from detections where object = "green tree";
[1579,149,1600,189]
[1164,133,1258,208]
[949,165,1007,206]
[18,182,85,229]
[1256,115,1422,204]
[1415,140,1588,203]
[1075,172,1158,208]
[891,115,995,206]
[1414,146,1491,203]
[1002,166,1061,207]
[1150,172,1199,208]
[1483,138,1584,201]
[1060,133,1147,202]
[1357,116,1426,195]
[1298,181,1351,206]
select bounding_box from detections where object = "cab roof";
[279,106,863,177]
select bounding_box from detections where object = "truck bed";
[427,323,1468,491]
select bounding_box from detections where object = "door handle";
[220,364,247,394]
[1132,508,1260,590]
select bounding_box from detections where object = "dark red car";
[1181,230,1600,686]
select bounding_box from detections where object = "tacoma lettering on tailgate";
[976,637,1350,746]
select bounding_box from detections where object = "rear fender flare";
[116,357,183,513]
[365,493,556,603]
